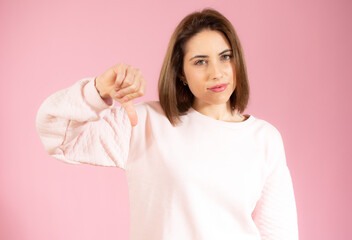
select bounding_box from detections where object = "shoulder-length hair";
[158,8,250,126]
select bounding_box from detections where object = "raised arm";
[35,63,146,169]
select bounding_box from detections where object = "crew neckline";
[187,106,255,129]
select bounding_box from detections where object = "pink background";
[1,0,351,239]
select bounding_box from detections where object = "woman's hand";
[95,63,146,127]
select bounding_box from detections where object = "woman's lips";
[208,83,228,92]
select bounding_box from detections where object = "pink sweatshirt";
[36,77,299,240]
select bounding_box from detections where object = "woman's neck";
[192,100,245,122]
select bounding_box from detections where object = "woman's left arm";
[252,130,299,240]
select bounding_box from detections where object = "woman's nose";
[209,61,223,80]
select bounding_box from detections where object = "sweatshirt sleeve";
[251,130,299,240]
[35,77,132,170]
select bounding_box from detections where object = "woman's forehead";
[184,30,231,55]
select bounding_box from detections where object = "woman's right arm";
[35,63,146,169]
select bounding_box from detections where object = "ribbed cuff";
[83,77,113,112]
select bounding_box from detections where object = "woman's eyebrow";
[189,49,233,61]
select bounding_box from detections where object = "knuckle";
[138,89,144,96]
[117,65,124,76]
[130,84,137,92]
[124,79,132,86]
[127,65,134,71]
[119,63,127,73]
[117,89,126,96]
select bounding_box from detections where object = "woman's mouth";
[207,83,228,92]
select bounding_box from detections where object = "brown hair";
[158,8,250,126]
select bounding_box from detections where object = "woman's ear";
[178,73,187,84]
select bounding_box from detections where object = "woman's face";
[182,30,236,108]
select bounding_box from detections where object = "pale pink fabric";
[36,77,299,240]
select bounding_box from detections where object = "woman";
[36,8,299,240]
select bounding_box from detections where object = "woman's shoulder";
[134,100,163,114]
[132,100,167,122]
[251,115,284,142]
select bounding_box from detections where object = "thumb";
[121,100,138,127]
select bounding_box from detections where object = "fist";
[95,63,146,127]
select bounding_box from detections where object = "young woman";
[36,8,299,240]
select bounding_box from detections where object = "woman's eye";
[221,54,232,61]
[195,59,206,65]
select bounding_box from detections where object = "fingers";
[121,76,145,102]
[115,67,145,102]
[121,100,138,127]
[114,63,127,91]
[120,66,135,89]
[115,78,141,101]
[108,63,146,127]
